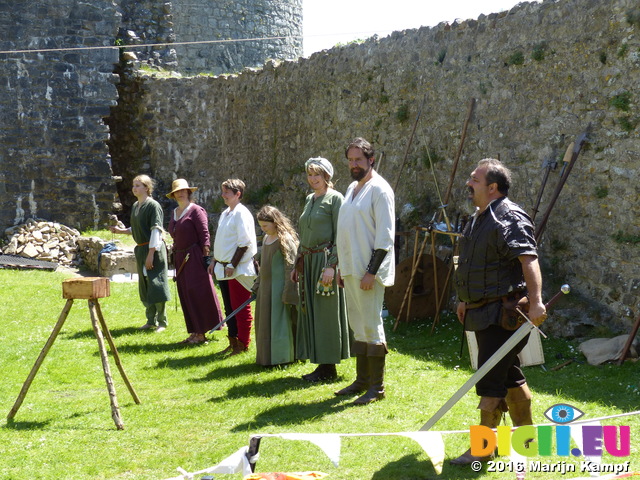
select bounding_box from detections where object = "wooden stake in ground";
[7,277,139,430]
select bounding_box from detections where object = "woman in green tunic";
[253,206,299,366]
[293,158,349,382]
[111,175,171,331]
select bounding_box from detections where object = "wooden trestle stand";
[7,277,141,430]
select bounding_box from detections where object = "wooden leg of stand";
[7,299,74,421]
[393,231,429,331]
[88,299,124,430]
[430,231,439,324]
[431,261,455,333]
[393,230,420,331]
[93,300,141,404]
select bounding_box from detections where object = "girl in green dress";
[253,206,299,366]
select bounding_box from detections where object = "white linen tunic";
[213,202,257,290]
[336,171,395,287]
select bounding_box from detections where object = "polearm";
[531,151,558,222]
[534,124,591,242]
[208,294,256,334]
[393,94,427,191]
[442,97,476,208]
[420,284,570,431]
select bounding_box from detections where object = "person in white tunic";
[208,179,258,355]
[336,137,395,405]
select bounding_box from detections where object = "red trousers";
[219,278,253,348]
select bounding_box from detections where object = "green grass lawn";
[0,269,638,479]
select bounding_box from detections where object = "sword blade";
[420,284,569,431]
[208,294,256,334]
[420,322,533,431]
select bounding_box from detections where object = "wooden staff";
[431,247,458,333]
[531,152,558,221]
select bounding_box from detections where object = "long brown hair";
[256,205,298,264]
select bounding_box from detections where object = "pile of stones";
[76,236,137,277]
[2,219,81,266]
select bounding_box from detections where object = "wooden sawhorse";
[7,277,140,430]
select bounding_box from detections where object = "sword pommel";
[545,284,571,311]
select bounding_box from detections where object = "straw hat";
[166,178,198,198]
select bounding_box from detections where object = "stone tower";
[117,0,303,74]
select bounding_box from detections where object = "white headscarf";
[305,157,334,179]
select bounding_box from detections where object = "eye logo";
[544,403,585,424]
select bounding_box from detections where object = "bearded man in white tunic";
[336,137,395,405]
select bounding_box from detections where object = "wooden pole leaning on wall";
[7,277,140,430]
[393,94,427,192]
[617,315,640,365]
[441,97,476,216]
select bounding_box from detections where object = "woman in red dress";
[167,178,223,344]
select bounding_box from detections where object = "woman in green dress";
[110,175,171,331]
[293,157,349,382]
[253,206,299,366]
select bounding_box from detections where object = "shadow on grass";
[110,340,221,356]
[4,419,51,430]
[66,326,154,340]
[230,395,350,431]
[370,452,446,480]
[206,371,337,400]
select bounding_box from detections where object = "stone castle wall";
[116,0,303,74]
[0,0,120,233]
[170,0,303,74]
[111,0,640,324]
[0,0,303,235]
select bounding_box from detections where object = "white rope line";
[0,29,388,56]
[0,35,298,55]
[250,410,640,437]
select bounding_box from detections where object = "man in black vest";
[451,158,547,465]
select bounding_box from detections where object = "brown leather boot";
[450,397,507,465]
[506,384,533,426]
[229,338,249,356]
[219,336,236,354]
[335,341,368,396]
[335,355,368,396]
[353,343,387,405]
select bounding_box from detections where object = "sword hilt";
[515,284,570,339]
[545,284,571,310]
